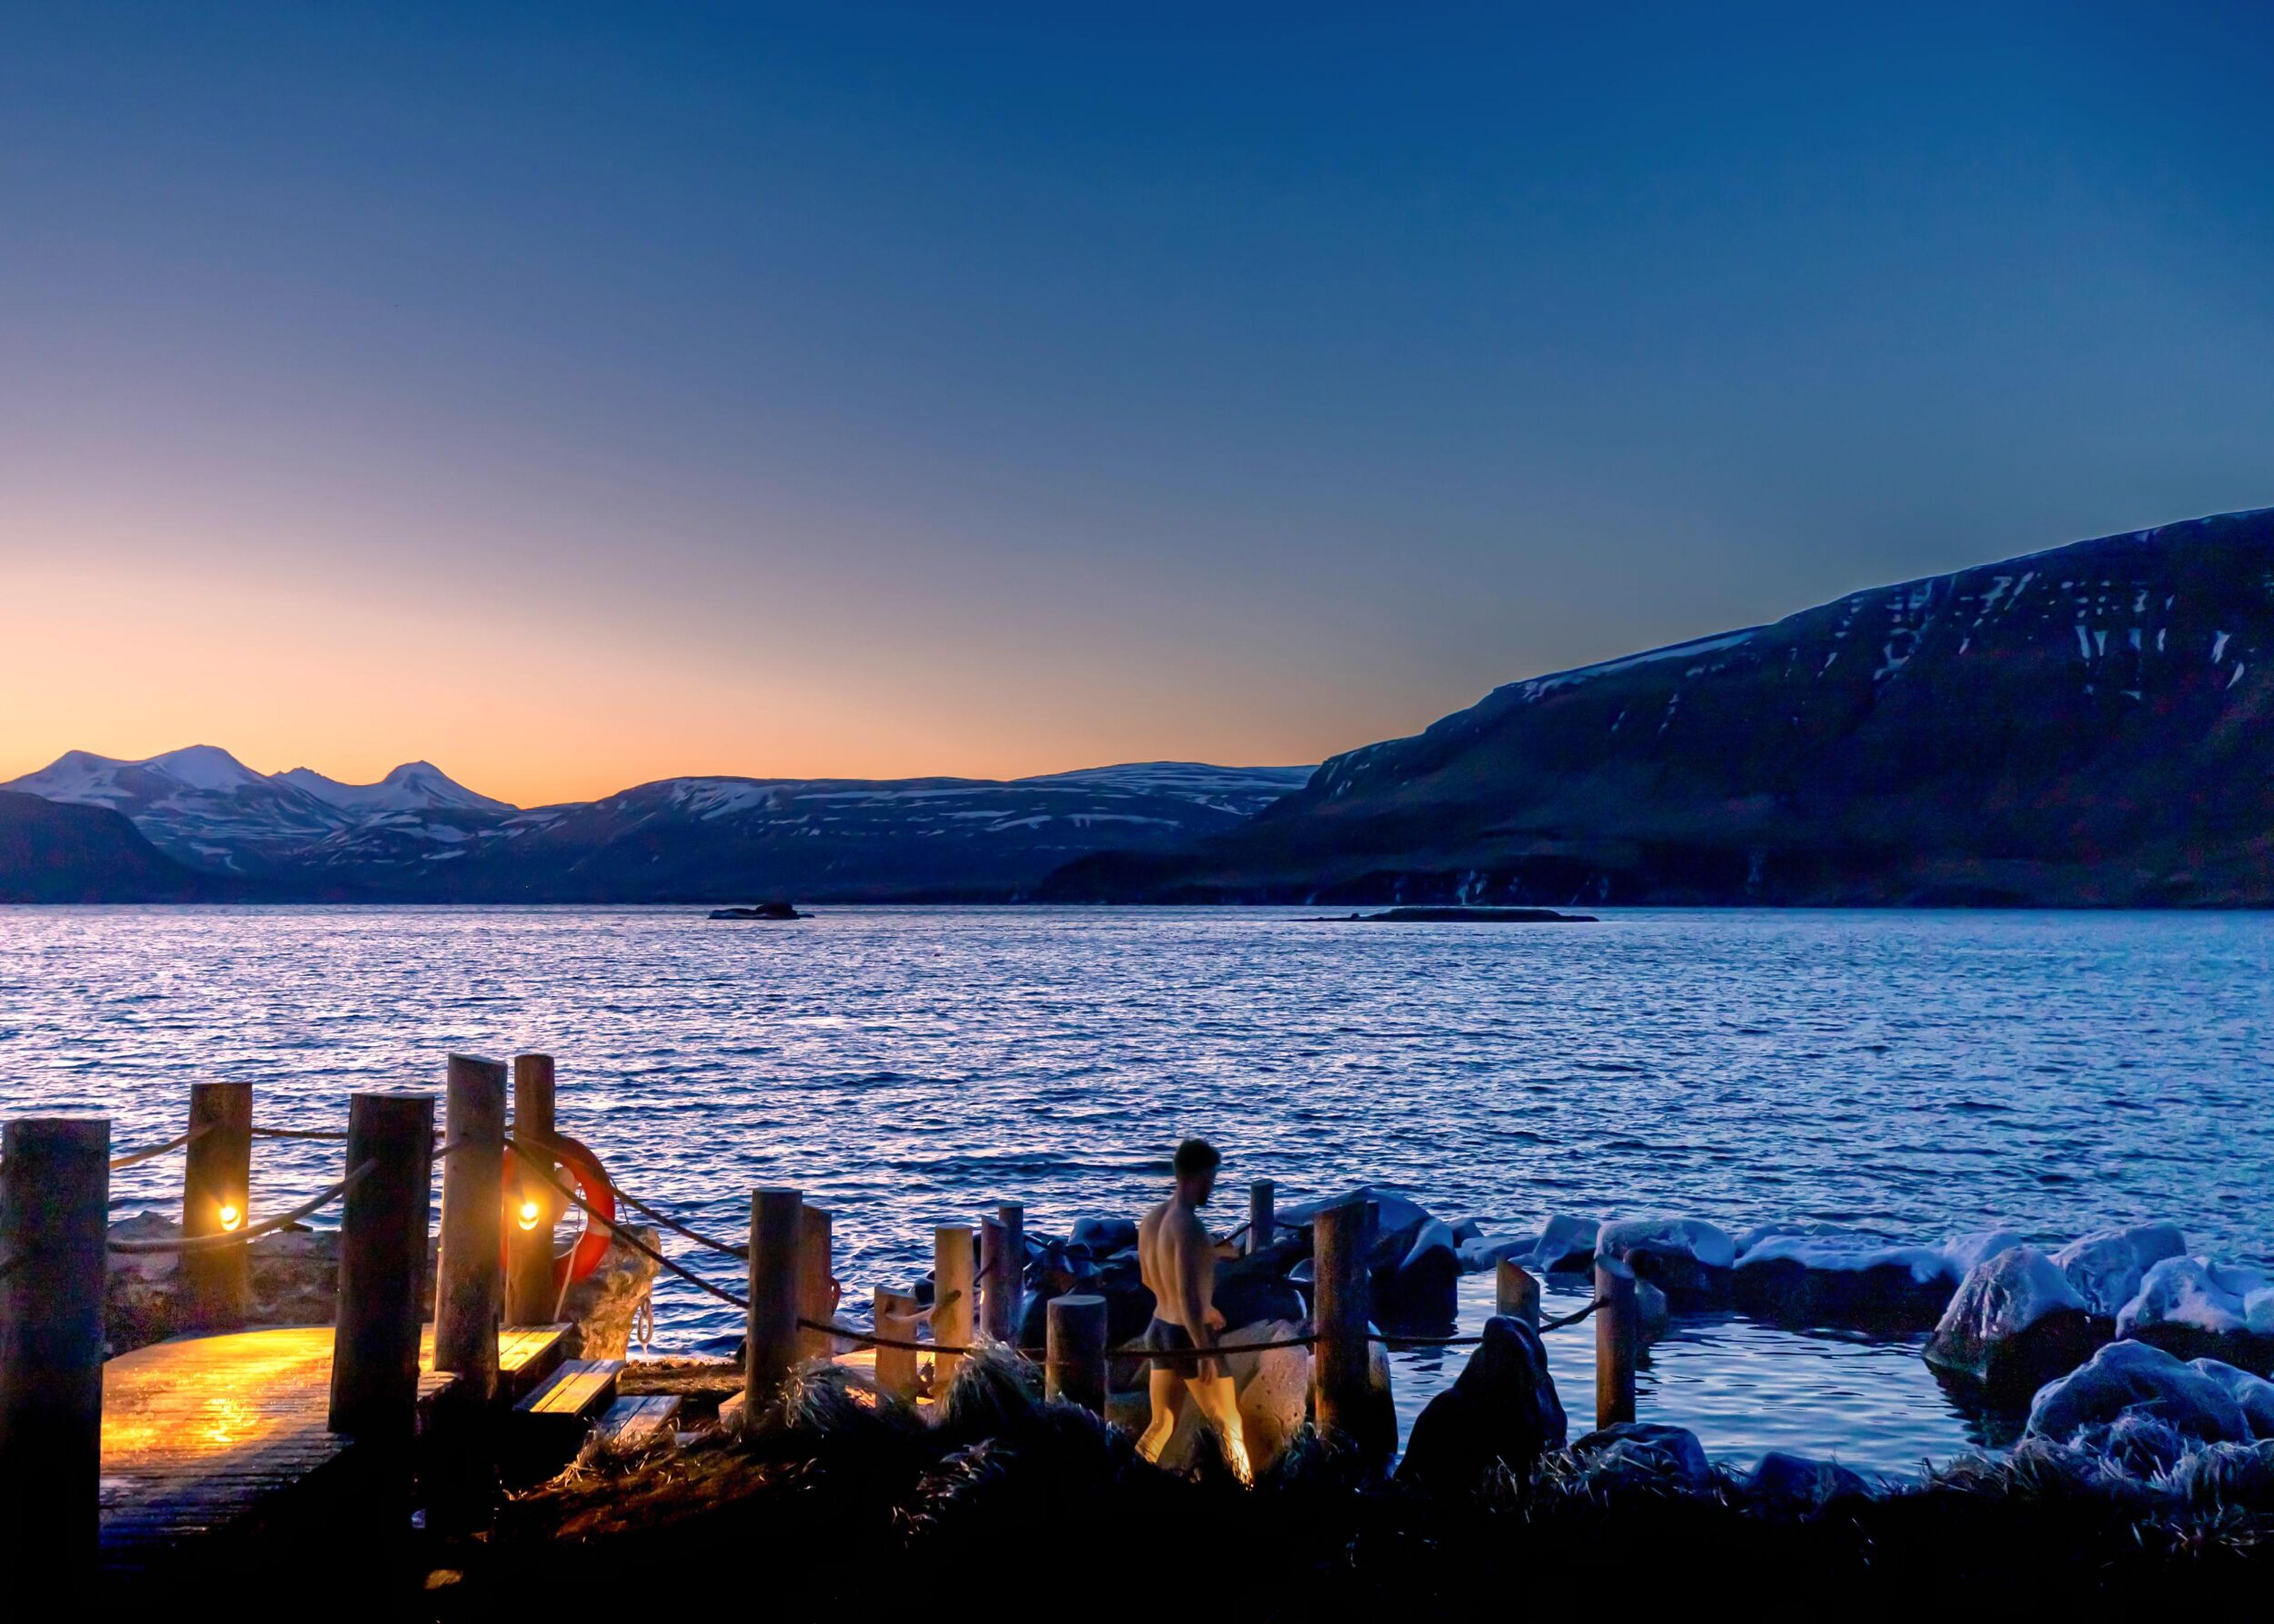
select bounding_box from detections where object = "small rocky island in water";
[706,900,809,920]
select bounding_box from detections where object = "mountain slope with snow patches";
[1,749,1312,900]
[1042,506,2274,906]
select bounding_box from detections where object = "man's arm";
[1173,1212,1220,1371]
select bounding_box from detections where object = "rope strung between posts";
[580,1166,749,1260]
[249,1125,349,1140]
[505,1139,1609,1362]
[107,1120,213,1170]
[105,1159,377,1253]
[508,1137,754,1314]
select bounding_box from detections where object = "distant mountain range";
[0,748,1314,903]
[1043,506,2274,907]
[18,506,2274,909]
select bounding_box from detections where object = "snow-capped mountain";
[1,747,512,873]
[275,761,515,815]
[290,764,1316,901]
[1,748,1311,898]
[1045,506,2274,908]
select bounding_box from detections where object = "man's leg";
[1187,1362,1251,1482]
[1137,1365,1188,1462]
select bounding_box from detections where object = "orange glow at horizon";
[2,555,1361,806]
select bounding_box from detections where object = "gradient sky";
[5,4,2272,806]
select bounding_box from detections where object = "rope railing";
[108,1121,213,1170]
[508,1138,755,1314]
[512,1139,1602,1370]
[249,1124,349,1140]
[105,1160,377,1253]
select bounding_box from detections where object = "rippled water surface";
[6,905,2270,1475]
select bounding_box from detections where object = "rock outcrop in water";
[1039,506,2274,906]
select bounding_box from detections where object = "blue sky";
[4,3,2270,800]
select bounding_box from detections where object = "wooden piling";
[435,1054,508,1400]
[1495,1259,1541,1329]
[744,1187,804,1413]
[329,1092,435,1439]
[984,1201,1026,1342]
[1045,1292,1109,1414]
[504,1052,558,1326]
[797,1204,836,1361]
[1248,1179,1276,1255]
[1594,1255,1639,1429]
[873,1288,920,1402]
[1311,1199,1372,1447]
[932,1223,975,1391]
[0,1115,110,1576]
[181,1080,253,1330]
[979,1214,1005,1340]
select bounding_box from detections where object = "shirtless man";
[1136,1138,1248,1477]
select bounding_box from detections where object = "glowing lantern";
[516,1197,543,1231]
[217,1202,243,1232]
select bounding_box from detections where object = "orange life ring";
[550,1134,616,1292]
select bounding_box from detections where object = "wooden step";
[516,1356,625,1420]
[595,1394,681,1449]
[497,1324,573,1401]
[505,1357,627,1481]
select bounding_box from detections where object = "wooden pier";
[97,1323,568,1575]
[2,1050,1645,1592]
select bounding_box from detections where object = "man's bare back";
[1138,1197,1218,1333]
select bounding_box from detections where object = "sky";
[5,3,2272,806]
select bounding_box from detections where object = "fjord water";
[7,905,2270,1475]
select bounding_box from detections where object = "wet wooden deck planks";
[98,1322,569,1573]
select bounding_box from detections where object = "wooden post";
[1045,1293,1109,1414]
[1594,1256,1638,1430]
[982,1201,1024,1342]
[1495,1259,1541,1330]
[0,1116,110,1577]
[180,1080,253,1330]
[873,1287,920,1402]
[1247,1179,1275,1255]
[978,1214,1005,1341]
[744,1188,803,1413]
[1311,1199,1372,1446]
[434,1053,508,1400]
[932,1223,975,1391]
[504,1052,558,1326]
[330,1092,435,1439]
[797,1204,835,1361]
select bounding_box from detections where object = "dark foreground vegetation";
[420,1354,2274,1620]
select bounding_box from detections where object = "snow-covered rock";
[1566,1422,1714,1494]
[1455,1233,1536,1272]
[1742,1450,1874,1510]
[1942,1227,2030,1277]
[2052,1223,2187,1317]
[2026,1340,2254,1445]
[2115,1256,2274,1375]
[1923,1244,2107,1397]
[2191,1359,2274,1438]
[1531,1214,1602,1273]
[1595,1217,1736,1307]
[1732,1228,1958,1329]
